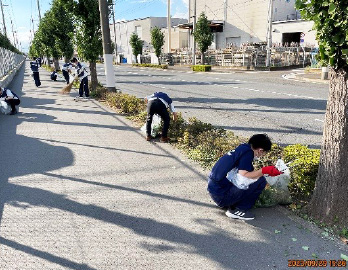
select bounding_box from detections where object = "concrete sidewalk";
[0,61,346,270]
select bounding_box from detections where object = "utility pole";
[167,0,171,53]
[0,0,7,37]
[192,0,196,65]
[266,0,273,68]
[111,0,118,63]
[99,0,116,92]
[10,20,17,47]
[188,0,190,49]
[37,0,41,21]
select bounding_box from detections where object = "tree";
[192,12,213,64]
[150,26,164,65]
[31,10,58,67]
[60,0,103,90]
[129,33,143,63]
[49,0,74,64]
[296,0,348,227]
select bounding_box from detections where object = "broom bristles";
[60,81,74,94]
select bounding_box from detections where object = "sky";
[0,0,189,53]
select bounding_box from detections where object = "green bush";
[90,84,108,99]
[191,65,212,72]
[179,117,214,148]
[106,92,146,115]
[132,63,168,69]
[283,144,320,201]
[167,113,187,141]
[187,129,242,168]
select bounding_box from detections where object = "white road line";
[315,119,324,122]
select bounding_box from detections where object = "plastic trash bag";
[264,159,292,205]
[226,168,259,190]
[140,114,162,137]
[0,100,11,115]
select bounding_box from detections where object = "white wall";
[110,17,187,64]
[272,20,317,47]
[188,0,312,49]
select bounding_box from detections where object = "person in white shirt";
[145,92,177,142]
[0,87,20,115]
[70,57,89,98]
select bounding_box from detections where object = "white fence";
[0,47,25,80]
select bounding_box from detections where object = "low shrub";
[283,144,320,201]
[192,65,212,72]
[187,129,242,168]
[90,83,108,99]
[106,92,146,115]
[132,63,168,69]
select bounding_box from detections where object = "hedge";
[132,63,168,69]
[192,65,212,72]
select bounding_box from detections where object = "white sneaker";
[226,208,255,220]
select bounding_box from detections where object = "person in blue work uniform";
[30,57,41,87]
[70,57,89,98]
[0,87,20,115]
[208,134,283,220]
[62,62,72,84]
[145,92,177,142]
[50,70,58,81]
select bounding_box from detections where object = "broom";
[60,76,78,94]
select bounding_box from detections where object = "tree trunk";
[157,55,161,65]
[46,57,51,67]
[306,68,348,227]
[201,52,204,65]
[53,58,60,71]
[89,61,98,91]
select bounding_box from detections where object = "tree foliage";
[150,26,165,62]
[60,0,103,90]
[129,33,143,63]
[192,12,214,58]
[0,33,21,54]
[296,0,348,70]
[29,0,74,66]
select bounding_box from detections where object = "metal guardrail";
[0,47,25,80]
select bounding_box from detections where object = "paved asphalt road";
[96,64,328,148]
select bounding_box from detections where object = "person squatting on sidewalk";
[145,92,177,143]
[62,62,72,84]
[50,70,58,81]
[0,87,20,115]
[207,134,283,220]
[70,57,89,98]
[30,57,41,87]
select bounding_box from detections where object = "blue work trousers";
[79,77,89,97]
[208,176,267,211]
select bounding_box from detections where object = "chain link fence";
[0,47,26,80]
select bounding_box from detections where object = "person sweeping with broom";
[70,57,89,99]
